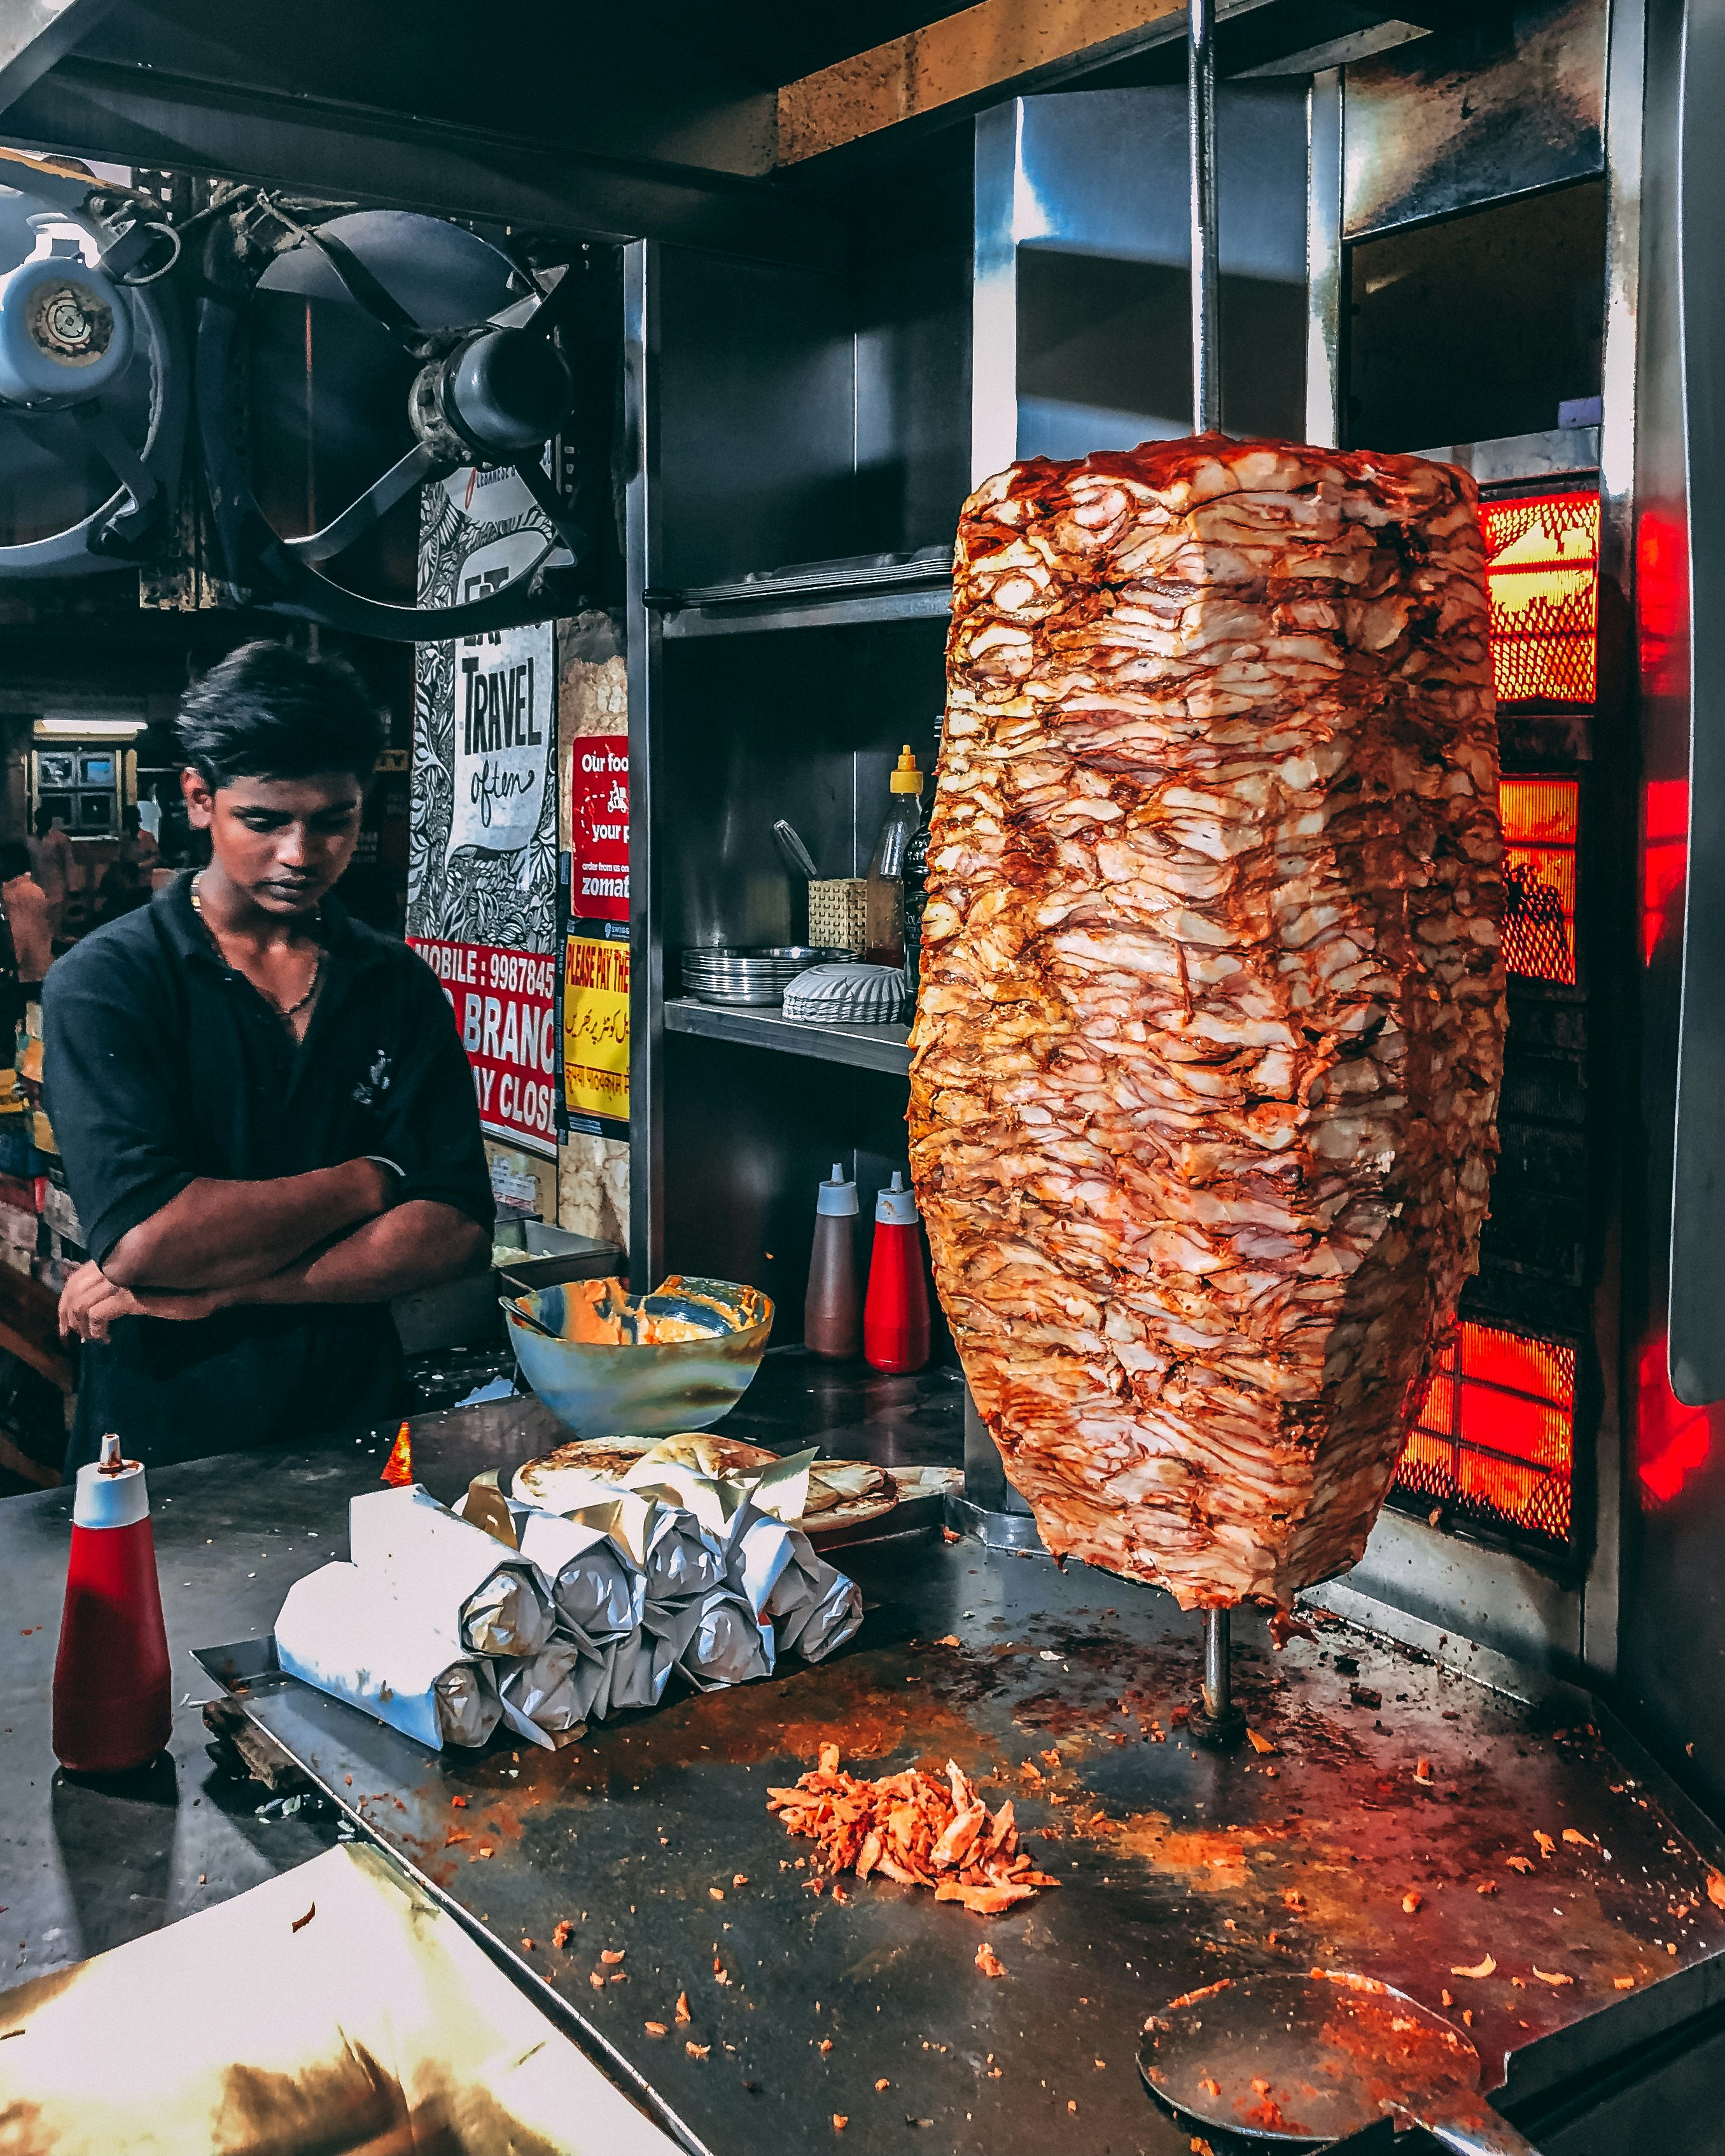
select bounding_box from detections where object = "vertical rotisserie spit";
[909,435,1505,1610]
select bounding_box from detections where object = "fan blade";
[305,226,428,347]
[284,440,442,564]
[66,403,157,511]
[509,454,587,559]
[487,292,541,331]
[510,261,585,343]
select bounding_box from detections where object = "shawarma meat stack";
[908,434,1505,1610]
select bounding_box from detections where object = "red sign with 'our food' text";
[409,936,559,1157]
[570,734,629,926]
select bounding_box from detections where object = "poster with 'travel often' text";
[408,466,561,1155]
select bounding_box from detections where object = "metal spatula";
[1138,1968,1543,2154]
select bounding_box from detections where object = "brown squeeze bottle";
[804,1162,860,1359]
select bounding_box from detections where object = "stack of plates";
[681,945,848,1006]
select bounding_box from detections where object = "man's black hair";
[0,842,31,880]
[32,805,57,837]
[176,641,386,789]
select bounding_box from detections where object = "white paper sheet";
[0,1841,685,2153]
[274,1561,501,1750]
[349,1483,553,1656]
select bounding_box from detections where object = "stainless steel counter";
[6,1368,1725,2154]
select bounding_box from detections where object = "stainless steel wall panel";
[1343,0,1607,239]
[1591,0,1725,1818]
[652,250,858,591]
[990,83,1303,276]
[855,239,974,556]
[972,83,1308,479]
[656,622,947,961]
[1340,1508,1586,1676]
[972,100,1023,490]
[1581,0,1651,1684]
[1412,426,1603,483]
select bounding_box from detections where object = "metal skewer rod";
[1202,1606,1231,1718]
[1185,0,1243,1751]
[1189,0,1220,435]
[1191,1605,1247,1747]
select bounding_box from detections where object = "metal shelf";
[662,995,911,1075]
[649,559,953,638]
[1411,425,1600,486]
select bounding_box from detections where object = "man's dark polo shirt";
[43,874,492,1472]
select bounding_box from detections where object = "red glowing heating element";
[1500,776,1578,984]
[1395,1322,1575,1544]
[1483,490,1599,706]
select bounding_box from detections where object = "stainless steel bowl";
[502,1274,774,1436]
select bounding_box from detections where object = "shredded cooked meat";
[768,1751,1060,1914]
[909,434,1504,1610]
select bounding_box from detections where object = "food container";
[503,1274,774,1436]
[680,945,848,1006]
[494,1239,627,1300]
[807,877,867,955]
[782,962,907,1026]
[395,1231,622,1356]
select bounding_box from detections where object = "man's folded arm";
[43,938,396,1290]
[228,1200,487,1307]
[101,1160,395,1290]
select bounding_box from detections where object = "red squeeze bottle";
[52,1431,172,1774]
[863,1172,931,1374]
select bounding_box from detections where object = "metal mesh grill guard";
[1484,491,1600,706]
[1500,775,1579,984]
[1394,1321,1576,1545]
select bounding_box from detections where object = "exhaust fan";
[195,197,590,641]
[0,147,186,576]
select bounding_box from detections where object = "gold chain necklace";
[190,872,325,1025]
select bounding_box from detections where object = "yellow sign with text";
[563,935,630,1122]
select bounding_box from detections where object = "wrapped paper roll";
[645,1503,725,1603]
[275,1562,501,1751]
[673,1585,775,1692]
[349,1484,553,1657]
[498,1632,608,1750]
[777,1558,863,1664]
[515,1512,644,1648]
[639,1505,727,1638]
[729,1508,863,1665]
[729,1507,806,1617]
[600,1628,674,1715]
[504,1470,719,1606]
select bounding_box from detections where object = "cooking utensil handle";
[772,820,820,880]
[1407,2097,1544,2156]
